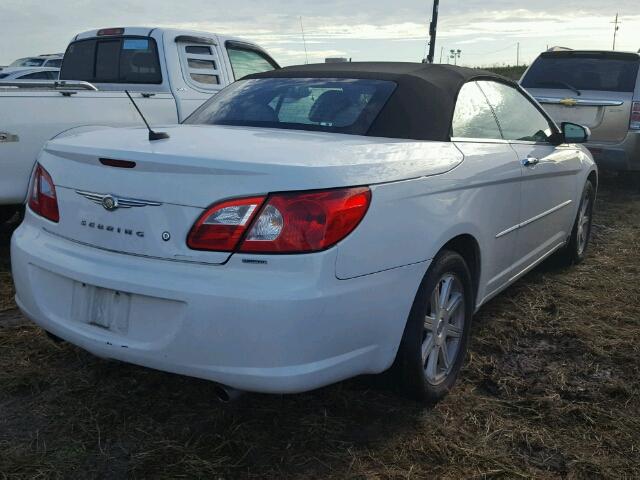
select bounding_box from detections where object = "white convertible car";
[11,63,597,403]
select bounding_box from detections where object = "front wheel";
[560,180,595,265]
[394,250,474,404]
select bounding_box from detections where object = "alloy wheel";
[577,190,592,256]
[421,273,465,385]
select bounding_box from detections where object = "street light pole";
[425,0,440,63]
[450,49,461,65]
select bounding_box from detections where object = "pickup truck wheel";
[0,206,18,225]
[395,250,473,404]
[561,180,595,265]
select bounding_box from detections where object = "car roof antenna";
[124,90,170,141]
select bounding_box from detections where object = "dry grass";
[0,176,638,479]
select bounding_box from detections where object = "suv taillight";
[187,187,371,253]
[631,101,640,130]
[28,164,59,223]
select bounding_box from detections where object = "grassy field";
[0,176,639,479]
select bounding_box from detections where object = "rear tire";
[394,250,474,404]
[560,180,595,265]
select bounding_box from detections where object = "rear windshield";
[9,57,45,67]
[60,36,162,84]
[184,78,396,135]
[522,53,640,92]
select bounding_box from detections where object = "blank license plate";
[71,283,131,335]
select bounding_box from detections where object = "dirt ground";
[0,176,638,479]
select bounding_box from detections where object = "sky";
[1,1,639,67]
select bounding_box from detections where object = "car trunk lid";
[530,89,633,143]
[37,125,462,264]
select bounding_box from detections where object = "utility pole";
[611,13,621,50]
[299,16,309,64]
[439,46,444,63]
[424,0,440,63]
[516,42,520,67]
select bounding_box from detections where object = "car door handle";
[522,157,540,167]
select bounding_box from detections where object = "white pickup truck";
[0,26,279,223]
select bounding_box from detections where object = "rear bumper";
[587,131,640,171]
[11,221,427,394]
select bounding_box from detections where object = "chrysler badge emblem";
[102,195,119,211]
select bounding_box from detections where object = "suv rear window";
[184,78,397,136]
[522,52,640,92]
[60,37,162,84]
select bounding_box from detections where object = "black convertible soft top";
[246,62,514,142]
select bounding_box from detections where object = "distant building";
[325,57,351,63]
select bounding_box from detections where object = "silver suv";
[521,50,640,171]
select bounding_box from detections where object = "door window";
[226,46,278,80]
[478,81,553,143]
[452,81,503,139]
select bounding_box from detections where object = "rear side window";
[479,81,552,143]
[452,82,502,139]
[522,53,640,92]
[226,46,278,79]
[185,46,212,55]
[178,41,222,89]
[44,59,62,68]
[185,78,396,136]
[60,37,162,84]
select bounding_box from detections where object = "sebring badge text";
[80,220,145,238]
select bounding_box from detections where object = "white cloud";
[1,1,639,66]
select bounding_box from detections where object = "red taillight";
[187,187,371,253]
[630,101,640,130]
[28,164,59,223]
[187,196,266,251]
[241,187,371,253]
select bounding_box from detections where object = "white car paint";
[0,27,278,207]
[10,75,597,395]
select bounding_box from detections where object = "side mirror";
[561,122,590,144]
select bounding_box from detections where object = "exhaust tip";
[214,385,244,403]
